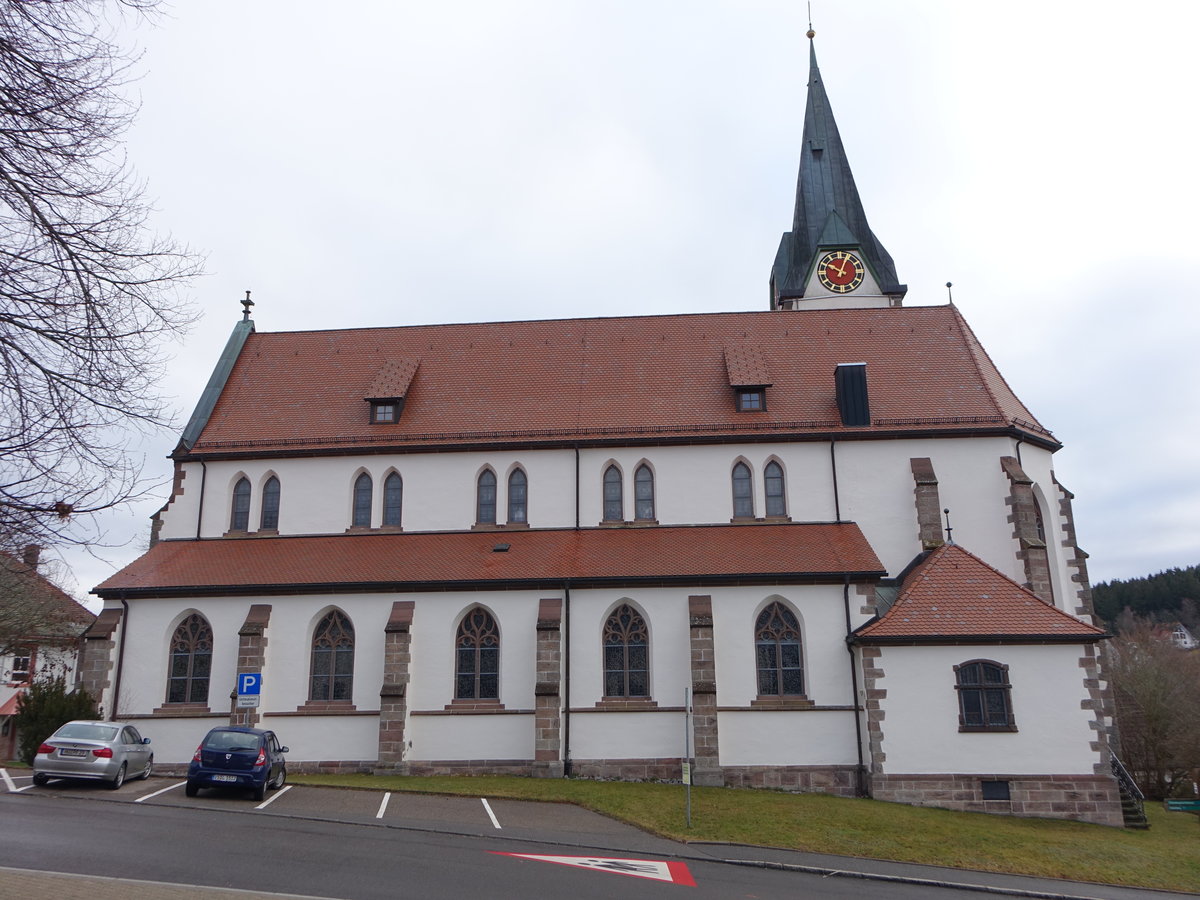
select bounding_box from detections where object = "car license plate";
[59,749,88,757]
[212,774,238,783]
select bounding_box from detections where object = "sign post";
[236,672,262,709]
[683,686,692,828]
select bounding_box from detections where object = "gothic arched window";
[477,470,497,525]
[167,614,212,704]
[383,472,403,527]
[455,607,499,700]
[260,476,280,530]
[732,462,754,518]
[230,477,251,531]
[755,602,804,696]
[602,465,623,522]
[352,473,372,527]
[764,461,786,517]
[634,464,655,521]
[310,610,355,701]
[508,468,527,524]
[603,604,649,698]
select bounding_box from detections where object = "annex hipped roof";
[854,543,1106,644]
[94,523,884,598]
[180,305,1051,458]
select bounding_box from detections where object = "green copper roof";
[772,41,905,301]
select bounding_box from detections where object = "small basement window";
[737,389,765,412]
[981,780,1011,801]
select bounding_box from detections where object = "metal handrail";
[1111,754,1145,801]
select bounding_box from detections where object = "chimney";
[835,363,871,426]
[23,544,41,570]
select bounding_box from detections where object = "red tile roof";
[184,305,1051,457]
[94,523,883,597]
[0,552,95,638]
[854,544,1106,643]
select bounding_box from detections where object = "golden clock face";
[817,251,865,293]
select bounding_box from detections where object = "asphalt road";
[0,772,1180,900]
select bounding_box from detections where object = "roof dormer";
[365,358,420,424]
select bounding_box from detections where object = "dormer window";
[364,357,419,425]
[737,389,765,412]
[370,401,399,424]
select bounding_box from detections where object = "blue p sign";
[238,673,262,695]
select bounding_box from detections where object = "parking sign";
[238,672,261,695]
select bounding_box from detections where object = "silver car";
[32,720,153,789]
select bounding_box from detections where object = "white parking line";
[376,792,391,819]
[481,797,501,829]
[134,780,187,803]
[255,783,293,810]
[0,768,15,792]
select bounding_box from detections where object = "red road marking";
[491,852,696,886]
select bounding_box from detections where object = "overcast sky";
[53,0,1200,606]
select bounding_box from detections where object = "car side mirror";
[279,746,289,753]
[142,737,151,744]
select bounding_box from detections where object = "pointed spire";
[771,34,905,304]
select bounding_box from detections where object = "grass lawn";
[293,774,1200,893]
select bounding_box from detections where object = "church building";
[88,37,1129,827]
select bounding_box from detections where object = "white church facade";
[86,39,1129,827]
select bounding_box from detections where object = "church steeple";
[771,35,906,309]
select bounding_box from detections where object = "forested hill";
[1093,564,1200,626]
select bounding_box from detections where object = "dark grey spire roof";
[772,41,905,301]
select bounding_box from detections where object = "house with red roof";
[87,35,1128,826]
[1,547,96,761]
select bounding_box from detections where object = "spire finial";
[943,508,955,545]
[241,289,254,321]
[806,2,815,39]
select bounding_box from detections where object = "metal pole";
[684,686,692,828]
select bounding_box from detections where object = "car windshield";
[204,731,261,752]
[55,723,118,742]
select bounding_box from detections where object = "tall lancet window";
[755,602,804,697]
[260,476,280,530]
[603,604,649,698]
[455,607,500,700]
[352,473,372,527]
[603,465,623,522]
[634,465,655,521]
[230,478,251,531]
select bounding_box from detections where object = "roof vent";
[835,363,870,426]
[492,543,510,553]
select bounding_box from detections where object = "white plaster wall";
[256,714,380,763]
[411,712,533,761]
[570,711,687,759]
[123,715,226,765]
[719,710,860,766]
[874,644,1099,774]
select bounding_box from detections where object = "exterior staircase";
[1111,755,1149,829]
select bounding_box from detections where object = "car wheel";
[109,763,126,790]
[185,781,198,798]
[140,755,154,780]
[274,766,286,790]
[32,773,49,787]
[253,780,267,802]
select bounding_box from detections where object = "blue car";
[186,726,288,801]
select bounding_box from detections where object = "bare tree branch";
[0,0,201,555]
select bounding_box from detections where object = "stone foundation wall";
[723,765,858,795]
[871,773,1125,827]
[569,757,683,781]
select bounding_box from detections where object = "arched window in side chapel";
[455,607,499,700]
[310,610,355,701]
[755,602,804,697]
[764,461,786,517]
[732,462,754,518]
[477,470,497,525]
[167,614,212,704]
[508,468,528,524]
[634,464,655,521]
[603,604,649,698]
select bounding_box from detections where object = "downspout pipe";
[843,577,867,797]
[830,439,842,522]
[562,580,572,777]
[196,461,208,539]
